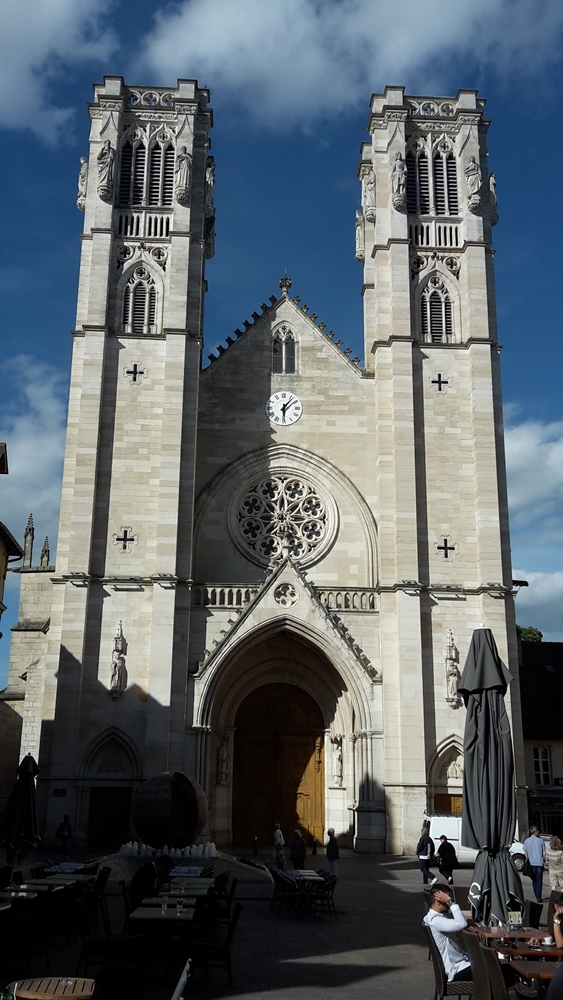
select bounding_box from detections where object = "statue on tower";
[361,165,376,223]
[390,151,407,211]
[77,157,88,211]
[445,629,462,708]
[204,158,215,218]
[489,172,499,226]
[355,209,365,261]
[97,140,115,201]
[109,621,127,699]
[465,156,482,213]
[175,145,193,204]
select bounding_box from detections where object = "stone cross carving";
[97,140,115,201]
[445,629,462,708]
[77,157,88,211]
[390,152,407,210]
[361,165,376,223]
[331,734,343,787]
[465,156,481,213]
[216,734,228,784]
[175,145,193,204]
[355,209,365,261]
[204,158,215,218]
[109,621,127,699]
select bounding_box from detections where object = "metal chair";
[478,942,534,1000]
[523,898,542,928]
[190,901,244,987]
[423,925,474,998]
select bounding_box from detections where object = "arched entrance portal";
[232,683,324,847]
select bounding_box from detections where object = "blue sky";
[1,0,563,685]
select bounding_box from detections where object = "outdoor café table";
[472,926,540,941]
[510,960,557,981]
[9,883,64,894]
[11,978,95,999]
[0,904,11,913]
[0,891,38,902]
[26,878,77,888]
[129,905,195,923]
[142,897,196,906]
[490,941,563,959]
[165,885,210,897]
[170,877,213,886]
[46,874,95,884]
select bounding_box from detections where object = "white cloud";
[0,356,67,558]
[137,0,563,127]
[513,570,563,642]
[505,419,563,534]
[0,0,116,139]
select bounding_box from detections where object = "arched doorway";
[232,682,324,847]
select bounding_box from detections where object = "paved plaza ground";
[1,847,548,1000]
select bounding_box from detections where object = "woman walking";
[547,836,563,889]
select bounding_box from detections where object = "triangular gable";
[195,556,379,684]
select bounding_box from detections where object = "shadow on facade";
[0,699,23,818]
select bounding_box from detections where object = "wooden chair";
[310,875,338,920]
[190,901,244,988]
[478,942,534,1000]
[218,876,239,923]
[423,925,474,998]
[523,898,542,928]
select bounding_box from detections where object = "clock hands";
[280,396,296,422]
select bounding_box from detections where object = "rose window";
[237,476,327,563]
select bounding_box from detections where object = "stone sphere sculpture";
[132,772,208,849]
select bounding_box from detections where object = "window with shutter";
[421,296,429,340]
[420,280,454,343]
[429,292,443,342]
[272,338,283,373]
[132,283,147,333]
[284,337,296,374]
[148,287,156,327]
[272,327,297,373]
[433,156,446,215]
[406,152,417,214]
[148,146,162,206]
[162,146,175,206]
[118,142,133,206]
[418,155,430,214]
[132,145,146,204]
[446,156,458,214]
[122,286,131,327]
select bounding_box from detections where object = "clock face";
[265,391,303,426]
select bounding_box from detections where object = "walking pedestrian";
[289,829,306,870]
[55,814,72,859]
[547,836,563,890]
[435,835,458,885]
[416,825,437,885]
[273,823,285,848]
[523,825,546,903]
[326,828,340,876]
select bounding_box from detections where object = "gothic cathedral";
[2,79,526,852]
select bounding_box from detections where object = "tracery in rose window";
[237,476,327,563]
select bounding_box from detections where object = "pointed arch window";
[420,278,453,343]
[122,266,157,335]
[272,326,296,374]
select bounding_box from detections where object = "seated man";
[423,885,473,983]
[129,855,175,911]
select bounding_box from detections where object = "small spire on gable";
[279,275,292,295]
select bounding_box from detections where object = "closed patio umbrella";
[459,628,524,923]
[1,754,41,876]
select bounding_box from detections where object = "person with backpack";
[416,825,437,885]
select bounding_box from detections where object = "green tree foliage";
[516,625,543,642]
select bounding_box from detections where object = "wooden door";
[88,787,131,847]
[232,683,324,848]
[434,793,463,816]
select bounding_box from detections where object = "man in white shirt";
[423,885,473,983]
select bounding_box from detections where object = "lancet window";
[420,279,453,343]
[406,140,458,217]
[122,267,157,335]
[118,136,175,208]
[272,326,296,374]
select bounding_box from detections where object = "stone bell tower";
[18,77,215,839]
[356,88,526,848]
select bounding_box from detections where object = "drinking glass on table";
[180,879,186,892]
[161,895,169,915]
[177,898,183,915]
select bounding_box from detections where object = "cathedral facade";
[2,79,527,852]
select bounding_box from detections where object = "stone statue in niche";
[77,157,88,211]
[362,165,376,223]
[489,172,499,226]
[216,734,228,785]
[445,629,462,708]
[331,734,343,787]
[204,158,215,218]
[447,756,464,780]
[175,145,193,204]
[390,151,407,210]
[355,209,365,261]
[97,140,115,200]
[465,156,482,213]
[109,620,127,699]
